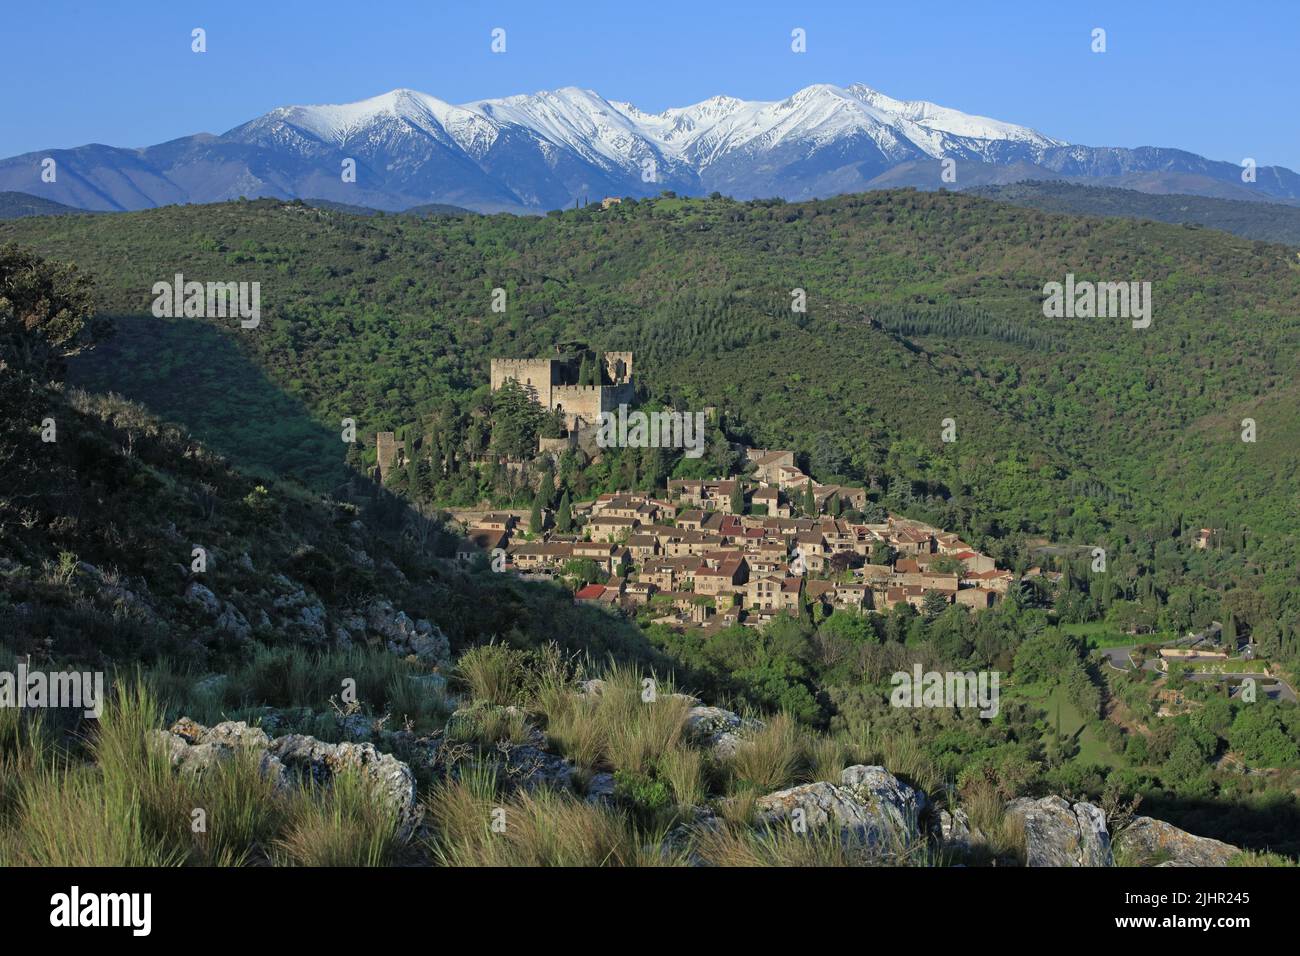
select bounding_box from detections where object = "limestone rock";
[684,705,764,758]
[151,717,420,843]
[366,599,450,665]
[1114,816,1240,867]
[754,765,926,848]
[184,582,221,616]
[267,734,421,842]
[939,808,973,850]
[1006,796,1111,867]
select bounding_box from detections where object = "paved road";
[1099,638,1297,703]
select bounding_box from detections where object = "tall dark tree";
[536,467,556,510]
[556,490,573,533]
[529,494,544,535]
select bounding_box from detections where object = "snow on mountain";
[260,81,1065,173]
[844,83,1063,148]
[7,81,1299,213]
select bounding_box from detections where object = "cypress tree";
[556,491,573,533]
[537,469,556,510]
[529,495,544,535]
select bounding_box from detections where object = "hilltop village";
[372,348,1025,631]
[462,477,1017,632]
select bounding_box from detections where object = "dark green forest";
[3,189,1300,857]
[4,189,1297,658]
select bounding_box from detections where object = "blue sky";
[4,0,1297,169]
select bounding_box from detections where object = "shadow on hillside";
[64,312,676,674]
[1135,792,1300,859]
[68,313,351,490]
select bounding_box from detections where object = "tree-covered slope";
[971,181,1300,246]
[2,190,1297,582]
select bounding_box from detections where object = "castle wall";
[490,359,557,408]
[492,354,634,431]
[375,431,406,482]
[603,351,633,385]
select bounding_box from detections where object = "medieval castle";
[490,348,634,432]
[374,348,635,482]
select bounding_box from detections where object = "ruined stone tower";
[490,349,634,432]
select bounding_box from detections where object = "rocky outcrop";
[938,807,974,851]
[1006,795,1111,867]
[184,582,222,615]
[684,705,764,759]
[1114,816,1241,867]
[267,733,421,841]
[365,598,450,665]
[755,765,926,848]
[152,717,421,843]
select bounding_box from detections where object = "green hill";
[2,190,1298,644]
[970,181,1300,246]
[0,190,100,220]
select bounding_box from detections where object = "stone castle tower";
[490,349,633,432]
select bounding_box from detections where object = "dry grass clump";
[425,763,681,867]
[0,680,398,867]
[274,769,400,866]
[532,661,694,779]
[727,713,802,793]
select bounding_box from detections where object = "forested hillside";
[4,193,1300,860]
[971,181,1300,246]
[3,191,1299,654]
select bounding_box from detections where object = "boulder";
[151,717,421,843]
[1114,816,1240,867]
[1006,796,1111,867]
[366,599,450,665]
[184,582,221,616]
[215,602,251,641]
[151,719,277,780]
[684,705,764,758]
[754,765,926,849]
[584,772,617,805]
[267,734,421,842]
[500,744,576,793]
[939,808,974,851]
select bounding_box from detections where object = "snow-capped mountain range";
[4,83,1298,213]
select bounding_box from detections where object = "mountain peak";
[9,82,1298,215]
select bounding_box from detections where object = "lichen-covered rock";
[267,734,420,841]
[754,765,926,848]
[1006,796,1111,867]
[1114,816,1240,867]
[841,764,928,823]
[184,582,221,616]
[151,717,421,843]
[151,719,277,780]
[684,705,764,758]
